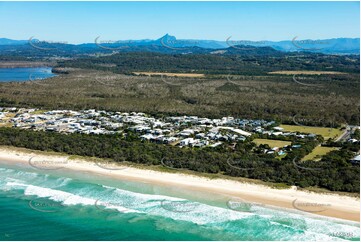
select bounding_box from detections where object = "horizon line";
[1,35,360,45]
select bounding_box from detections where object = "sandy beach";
[0,146,359,222]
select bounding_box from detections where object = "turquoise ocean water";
[0,161,359,241]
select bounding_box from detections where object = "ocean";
[0,162,359,241]
[0,67,55,82]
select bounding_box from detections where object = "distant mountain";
[0,38,29,45]
[154,35,360,54]
[0,35,359,55]
[102,34,359,54]
[261,38,360,54]
[155,34,226,49]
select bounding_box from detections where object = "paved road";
[335,128,349,142]
[335,125,359,142]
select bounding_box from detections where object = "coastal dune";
[0,146,359,222]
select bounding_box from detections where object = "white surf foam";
[100,185,253,225]
[100,185,360,238]
[2,171,359,240]
[4,181,139,213]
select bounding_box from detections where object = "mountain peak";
[159,34,176,41]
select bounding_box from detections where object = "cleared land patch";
[302,146,339,161]
[280,125,343,140]
[253,139,291,148]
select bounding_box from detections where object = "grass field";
[280,124,343,140]
[302,146,339,161]
[253,139,291,148]
[31,109,48,114]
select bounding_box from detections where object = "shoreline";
[0,146,359,222]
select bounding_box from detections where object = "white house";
[140,134,155,141]
[209,142,222,147]
[180,138,195,146]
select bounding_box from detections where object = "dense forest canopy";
[0,127,358,193]
[56,51,360,75]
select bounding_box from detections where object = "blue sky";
[0,1,359,44]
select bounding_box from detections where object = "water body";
[0,67,56,82]
[0,162,359,241]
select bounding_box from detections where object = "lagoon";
[0,67,56,82]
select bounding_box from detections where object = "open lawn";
[280,124,343,140]
[302,146,339,161]
[253,139,291,148]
